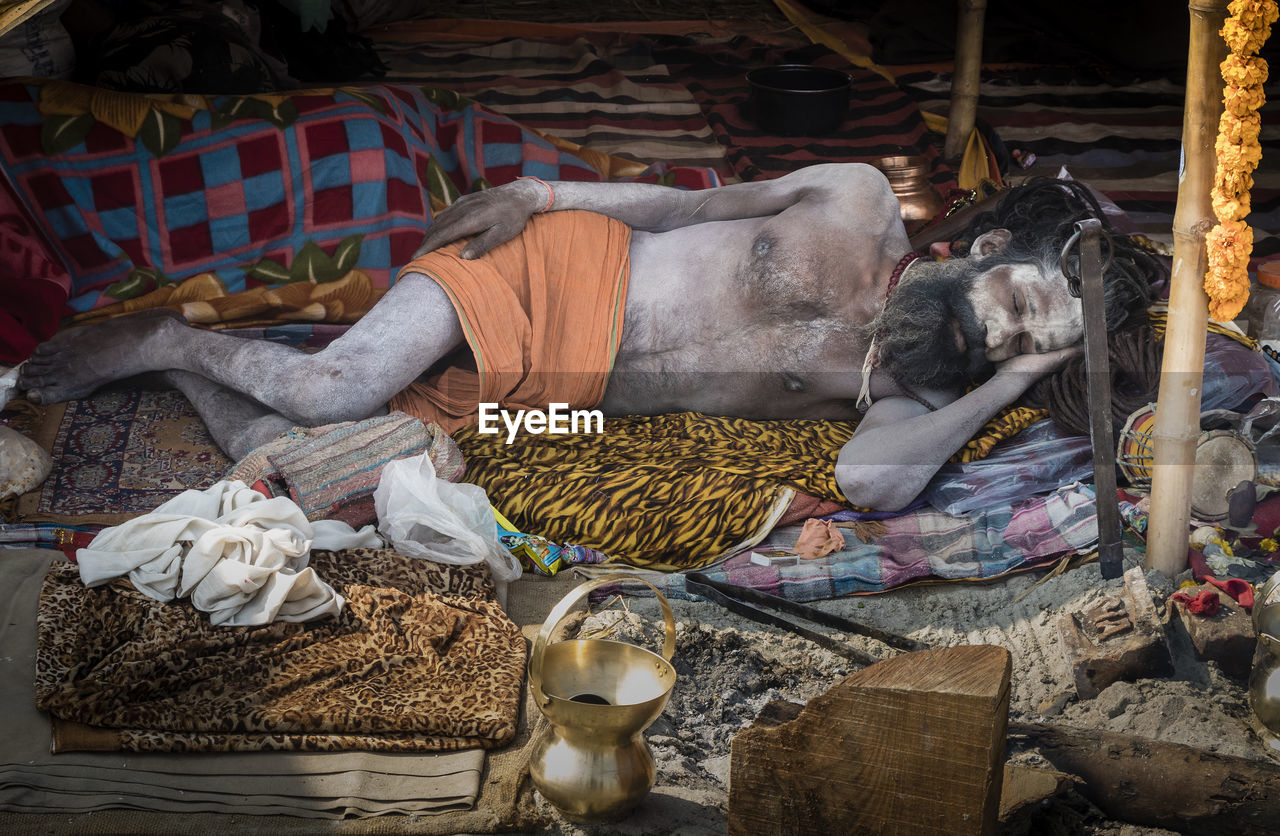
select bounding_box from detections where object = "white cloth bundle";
[77,480,381,626]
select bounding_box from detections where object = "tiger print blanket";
[35,548,525,753]
[454,408,1042,571]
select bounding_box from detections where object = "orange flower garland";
[1206,0,1276,321]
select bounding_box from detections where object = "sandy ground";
[516,549,1278,835]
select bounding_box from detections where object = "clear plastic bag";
[373,452,522,584]
[922,420,1094,516]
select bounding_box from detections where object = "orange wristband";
[517,175,555,213]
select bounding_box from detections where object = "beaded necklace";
[856,252,926,411]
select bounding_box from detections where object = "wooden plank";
[0,0,57,38]
[729,645,1011,836]
[1010,722,1280,835]
[944,0,987,162]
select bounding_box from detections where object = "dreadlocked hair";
[951,178,1167,330]
[1021,322,1164,437]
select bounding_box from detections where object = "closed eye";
[1012,290,1021,316]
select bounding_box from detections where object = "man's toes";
[20,365,54,391]
[22,379,70,405]
[22,355,56,374]
[28,342,66,363]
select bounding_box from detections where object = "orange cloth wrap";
[388,210,631,433]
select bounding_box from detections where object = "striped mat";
[897,65,1280,263]
[373,28,1276,266]
[374,34,736,178]
[373,32,957,191]
[648,37,954,191]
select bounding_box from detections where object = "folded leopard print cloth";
[34,548,525,753]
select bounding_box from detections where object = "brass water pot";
[528,575,677,821]
[1254,570,1280,637]
[1250,633,1280,734]
[1252,571,1280,734]
[873,154,946,225]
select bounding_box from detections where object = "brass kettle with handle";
[527,575,677,821]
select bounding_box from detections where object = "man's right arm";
[413,163,882,260]
[836,348,1081,511]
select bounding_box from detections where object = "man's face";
[874,258,1083,392]
[966,262,1084,362]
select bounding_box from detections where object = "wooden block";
[1057,565,1173,699]
[728,644,1011,836]
[998,764,1077,824]
[1170,589,1256,678]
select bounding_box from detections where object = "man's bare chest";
[603,306,866,419]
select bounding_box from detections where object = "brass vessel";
[1254,570,1280,636]
[528,575,677,821]
[1251,571,1280,735]
[873,154,946,226]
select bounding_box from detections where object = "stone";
[1057,566,1173,699]
[0,422,51,500]
[1169,585,1256,678]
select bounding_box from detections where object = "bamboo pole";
[944,0,986,162]
[1145,0,1230,576]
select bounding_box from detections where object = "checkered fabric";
[0,80,720,348]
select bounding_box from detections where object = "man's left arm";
[413,163,883,260]
[837,348,1079,511]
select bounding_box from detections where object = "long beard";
[872,263,991,392]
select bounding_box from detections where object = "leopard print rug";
[34,548,526,753]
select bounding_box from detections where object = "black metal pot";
[746,65,852,137]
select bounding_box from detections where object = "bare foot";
[20,309,188,404]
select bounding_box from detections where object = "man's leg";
[20,272,464,426]
[159,370,297,460]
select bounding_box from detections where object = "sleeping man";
[18,163,1160,511]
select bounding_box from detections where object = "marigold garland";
[1206,0,1276,322]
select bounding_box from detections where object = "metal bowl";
[746,64,851,137]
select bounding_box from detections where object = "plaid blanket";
[0,79,720,362]
[666,483,1101,602]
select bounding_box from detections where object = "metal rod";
[1074,219,1125,579]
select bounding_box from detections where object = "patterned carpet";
[15,388,230,526]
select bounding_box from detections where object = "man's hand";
[412,180,546,261]
[993,344,1084,381]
